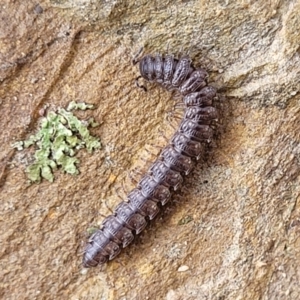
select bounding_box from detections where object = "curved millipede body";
[83,52,218,268]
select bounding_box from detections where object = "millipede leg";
[115,187,125,201]
[103,200,114,214]
[121,180,130,197]
[144,147,159,158]
[126,170,139,185]
[166,112,182,131]
[158,129,169,143]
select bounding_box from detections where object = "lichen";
[178,215,194,225]
[12,102,101,183]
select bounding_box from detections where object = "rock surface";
[1,0,300,299]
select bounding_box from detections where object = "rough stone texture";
[1,0,300,299]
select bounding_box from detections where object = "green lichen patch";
[86,227,99,237]
[67,101,94,111]
[178,215,194,225]
[12,102,101,183]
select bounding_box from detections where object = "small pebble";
[177,265,189,272]
[34,4,43,14]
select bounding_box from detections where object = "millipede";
[83,50,218,268]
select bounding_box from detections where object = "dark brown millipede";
[83,51,218,268]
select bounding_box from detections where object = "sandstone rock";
[1,1,300,299]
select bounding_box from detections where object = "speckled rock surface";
[1,1,300,299]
